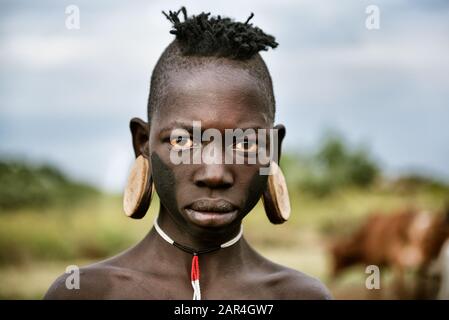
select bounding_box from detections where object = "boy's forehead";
[153,65,271,128]
[168,63,266,101]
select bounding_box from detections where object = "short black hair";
[148,7,278,122]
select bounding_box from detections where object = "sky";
[1,0,448,192]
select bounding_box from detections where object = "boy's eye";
[170,136,194,150]
[234,140,258,153]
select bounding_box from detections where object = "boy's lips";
[189,199,236,212]
[184,199,238,227]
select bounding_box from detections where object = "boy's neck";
[155,206,243,250]
[137,206,250,281]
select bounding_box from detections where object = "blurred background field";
[1,135,447,299]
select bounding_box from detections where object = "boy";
[45,7,331,300]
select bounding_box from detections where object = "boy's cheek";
[151,152,180,207]
[240,170,268,214]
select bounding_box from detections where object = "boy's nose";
[192,140,234,188]
[193,164,234,189]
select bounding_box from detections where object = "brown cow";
[330,205,449,299]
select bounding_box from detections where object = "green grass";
[0,186,446,299]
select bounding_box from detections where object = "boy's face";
[132,63,285,232]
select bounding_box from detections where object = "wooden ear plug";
[123,155,153,219]
[262,161,291,224]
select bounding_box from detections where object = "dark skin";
[44,62,331,299]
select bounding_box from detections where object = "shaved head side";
[147,7,278,123]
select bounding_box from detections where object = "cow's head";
[399,207,449,269]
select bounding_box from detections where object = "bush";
[281,133,379,197]
[316,135,379,188]
[0,160,99,210]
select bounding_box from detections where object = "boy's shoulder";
[255,257,332,300]
[43,260,146,300]
[278,267,332,299]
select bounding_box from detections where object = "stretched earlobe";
[123,155,154,219]
[273,124,286,161]
[262,161,291,224]
[130,117,150,158]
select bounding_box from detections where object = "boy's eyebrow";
[158,120,268,135]
[158,121,195,135]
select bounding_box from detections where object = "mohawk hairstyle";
[148,7,278,121]
[162,7,278,59]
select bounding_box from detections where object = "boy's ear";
[273,124,286,162]
[130,117,150,159]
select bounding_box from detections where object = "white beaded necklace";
[153,217,243,300]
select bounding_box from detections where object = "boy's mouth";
[184,199,238,227]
